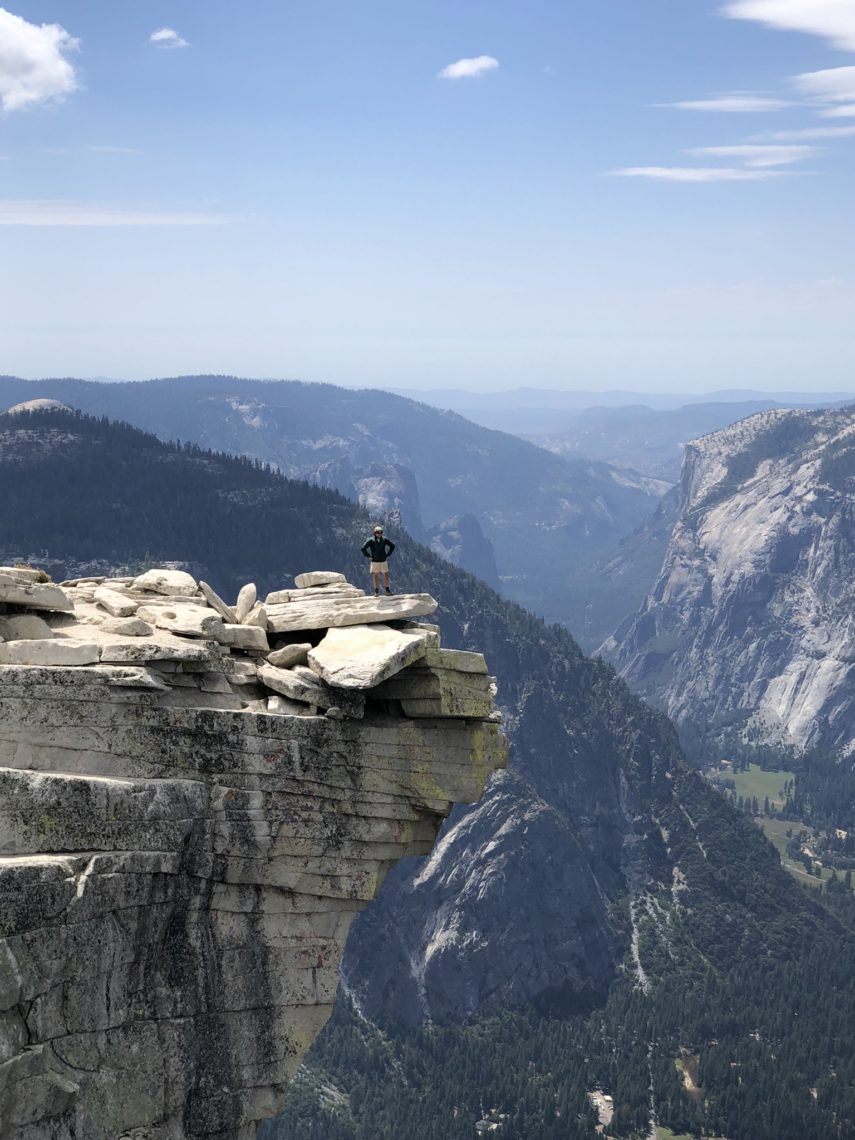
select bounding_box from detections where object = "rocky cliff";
[602,404,855,755]
[0,566,505,1139]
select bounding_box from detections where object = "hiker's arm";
[361,541,371,557]
[385,539,396,555]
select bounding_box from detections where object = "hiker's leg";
[371,572,380,595]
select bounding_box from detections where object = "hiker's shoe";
[374,589,380,597]
[385,587,394,595]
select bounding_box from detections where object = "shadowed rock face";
[0,569,505,1139]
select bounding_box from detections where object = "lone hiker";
[361,525,395,596]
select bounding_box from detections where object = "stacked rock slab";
[0,567,506,1139]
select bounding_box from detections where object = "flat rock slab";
[258,664,365,718]
[266,586,364,605]
[308,624,428,690]
[0,639,101,666]
[267,594,438,634]
[0,576,73,613]
[294,572,346,589]
[96,616,154,637]
[0,566,50,583]
[371,665,496,719]
[199,580,238,624]
[99,640,218,665]
[132,569,198,596]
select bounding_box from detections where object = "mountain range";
[0,376,666,643]
[3,405,854,1140]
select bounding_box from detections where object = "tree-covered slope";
[2,407,853,1140]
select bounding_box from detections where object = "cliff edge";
[0,566,506,1139]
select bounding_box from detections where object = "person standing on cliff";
[361,525,395,596]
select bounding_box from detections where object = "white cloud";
[438,55,499,80]
[723,0,855,52]
[149,27,189,50]
[0,7,79,112]
[821,103,855,116]
[755,123,855,140]
[0,200,234,226]
[688,143,815,166]
[664,94,792,112]
[614,165,790,182]
[794,65,855,103]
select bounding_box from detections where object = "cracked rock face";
[0,567,505,1139]
[602,405,855,754]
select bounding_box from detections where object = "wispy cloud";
[87,145,141,155]
[0,201,235,226]
[723,0,855,52]
[614,166,789,182]
[149,27,189,50]
[688,143,815,166]
[0,7,79,112]
[754,124,855,141]
[438,55,499,80]
[793,66,855,119]
[664,93,792,112]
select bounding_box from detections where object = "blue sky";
[1,0,854,391]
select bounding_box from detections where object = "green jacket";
[361,536,395,561]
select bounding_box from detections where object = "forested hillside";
[2,407,853,1140]
[0,376,666,643]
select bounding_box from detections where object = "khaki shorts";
[369,561,389,574]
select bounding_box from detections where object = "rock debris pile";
[0,565,505,1139]
[0,565,494,720]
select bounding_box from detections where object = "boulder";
[267,594,438,634]
[0,615,54,641]
[94,586,139,618]
[0,639,101,666]
[267,643,312,669]
[199,581,238,624]
[153,606,225,640]
[216,624,269,652]
[294,571,346,589]
[308,624,428,690]
[131,569,198,596]
[235,583,257,622]
[244,603,268,629]
[0,575,73,613]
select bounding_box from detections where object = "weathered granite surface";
[0,567,505,1139]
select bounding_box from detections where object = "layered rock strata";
[0,566,505,1139]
